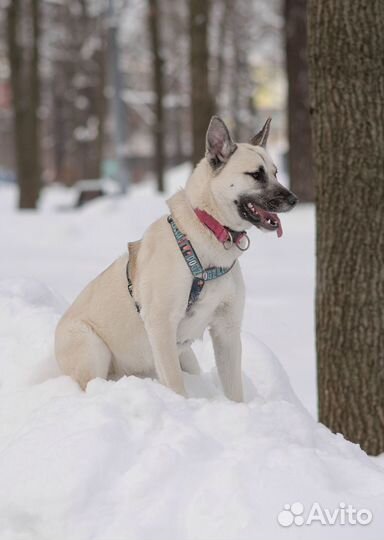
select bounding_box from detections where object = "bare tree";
[285,0,313,202]
[210,0,281,141]
[228,2,255,141]
[7,0,42,208]
[43,0,107,185]
[189,0,214,165]
[148,0,165,192]
[212,0,231,99]
[309,0,384,455]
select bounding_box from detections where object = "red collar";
[194,208,249,250]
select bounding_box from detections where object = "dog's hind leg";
[179,346,201,375]
[55,319,112,390]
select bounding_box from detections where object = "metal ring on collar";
[223,231,233,250]
[236,233,250,251]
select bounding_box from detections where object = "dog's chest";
[176,276,228,344]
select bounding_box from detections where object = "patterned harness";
[126,214,236,313]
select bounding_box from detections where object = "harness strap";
[126,240,142,313]
[167,215,235,310]
[125,216,236,315]
[126,262,141,313]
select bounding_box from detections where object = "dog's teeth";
[246,202,261,216]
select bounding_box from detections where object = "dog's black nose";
[287,194,298,207]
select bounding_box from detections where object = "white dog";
[55,117,297,401]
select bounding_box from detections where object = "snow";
[1,171,384,539]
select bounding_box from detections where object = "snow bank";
[0,279,64,389]
[0,280,383,540]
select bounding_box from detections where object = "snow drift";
[0,278,384,540]
[0,179,383,539]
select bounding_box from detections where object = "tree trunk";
[148,0,165,192]
[29,0,41,201]
[94,30,106,181]
[7,0,41,209]
[189,0,214,165]
[308,0,384,455]
[285,0,314,202]
[214,0,231,98]
[107,0,129,193]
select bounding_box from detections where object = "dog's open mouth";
[239,201,283,238]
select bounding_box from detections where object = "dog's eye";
[246,168,266,183]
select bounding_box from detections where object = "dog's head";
[204,116,297,235]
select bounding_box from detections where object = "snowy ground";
[1,168,384,539]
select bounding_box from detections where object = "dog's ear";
[250,117,272,148]
[206,116,237,170]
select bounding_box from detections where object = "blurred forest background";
[0,0,312,208]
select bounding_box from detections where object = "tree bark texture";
[285,0,314,202]
[7,0,42,209]
[189,0,214,165]
[148,0,165,192]
[308,0,384,455]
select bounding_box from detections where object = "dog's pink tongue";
[275,215,283,238]
[257,208,283,238]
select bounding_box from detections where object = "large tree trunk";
[148,0,165,192]
[189,0,214,165]
[285,0,314,202]
[7,0,41,209]
[308,0,384,455]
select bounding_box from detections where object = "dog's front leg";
[142,314,186,397]
[210,320,243,402]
